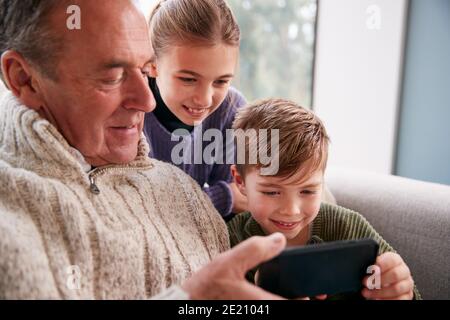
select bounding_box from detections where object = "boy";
[227,98,420,300]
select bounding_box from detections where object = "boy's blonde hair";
[149,0,240,59]
[232,98,330,179]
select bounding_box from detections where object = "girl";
[144,0,247,220]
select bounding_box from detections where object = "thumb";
[227,233,286,275]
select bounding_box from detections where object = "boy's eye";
[179,77,196,83]
[301,190,317,195]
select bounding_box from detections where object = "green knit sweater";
[227,202,421,300]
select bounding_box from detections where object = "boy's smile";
[233,165,324,246]
[269,218,305,230]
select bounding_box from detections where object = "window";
[228,0,318,107]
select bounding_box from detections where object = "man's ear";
[231,165,247,196]
[1,50,45,110]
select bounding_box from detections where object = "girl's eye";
[301,190,317,195]
[179,77,196,83]
[214,79,230,86]
[141,69,151,78]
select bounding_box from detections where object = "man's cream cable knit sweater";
[0,93,230,299]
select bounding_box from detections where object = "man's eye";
[103,73,125,85]
[103,78,122,85]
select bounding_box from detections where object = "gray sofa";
[326,167,450,300]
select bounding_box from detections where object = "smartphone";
[256,239,379,298]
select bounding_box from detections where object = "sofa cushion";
[326,167,450,300]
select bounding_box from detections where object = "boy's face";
[232,166,323,245]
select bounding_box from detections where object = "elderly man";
[0,0,285,299]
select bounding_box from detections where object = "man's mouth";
[109,124,139,136]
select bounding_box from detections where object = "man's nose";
[123,71,156,113]
[193,84,213,108]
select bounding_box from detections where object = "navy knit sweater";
[143,79,246,219]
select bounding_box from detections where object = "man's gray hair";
[0,0,65,84]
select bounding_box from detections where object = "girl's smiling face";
[150,44,239,125]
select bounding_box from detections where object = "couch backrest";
[326,167,450,300]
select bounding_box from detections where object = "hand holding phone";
[256,239,379,298]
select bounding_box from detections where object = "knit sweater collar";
[0,93,153,180]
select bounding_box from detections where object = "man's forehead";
[97,55,152,72]
[52,0,150,40]
[52,0,152,69]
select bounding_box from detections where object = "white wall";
[313,0,408,174]
[135,0,157,19]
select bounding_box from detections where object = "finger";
[295,297,310,300]
[362,264,382,289]
[378,293,413,301]
[377,292,414,300]
[254,270,260,284]
[379,265,411,287]
[225,233,286,275]
[362,278,414,300]
[237,281,286,300]
[363,264,411,289]
[376,252,403,273]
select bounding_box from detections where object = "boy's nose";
[279,200,302,217]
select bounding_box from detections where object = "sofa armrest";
[326,166,450,300]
